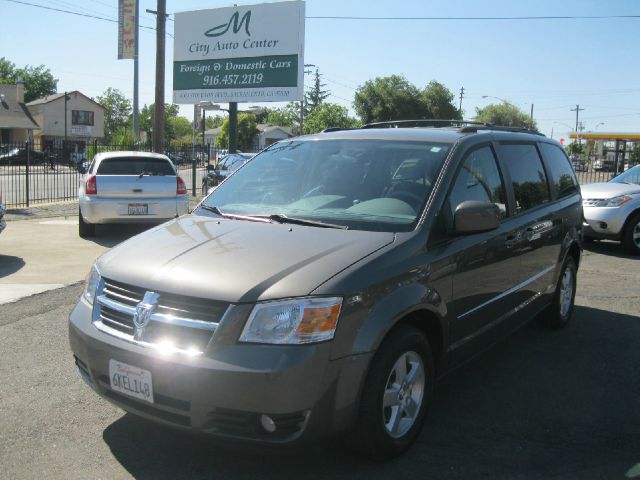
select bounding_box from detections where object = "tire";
[540,257,577,329]
[348,325,434,460]
[78,207,95,238]
[621,212,640,255]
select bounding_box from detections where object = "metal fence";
[0,140,222,208]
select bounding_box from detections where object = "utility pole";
[570,105,584,149]
[150,0,166,153]
[459,86,465,114]
[530,103,534,121]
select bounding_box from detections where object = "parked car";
[201,152,253,193]
[0,147,45,165]
[582,164,640,254]
[571,160,587,172]
[0,193,6,234]
[77,151,189,238]
[70,124,582,459]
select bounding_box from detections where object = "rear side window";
[538,143,579,199]
[97,157,175,175]
[499,143,550,214]
[449,146,507,219]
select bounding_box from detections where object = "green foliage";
[266,106,297,127]
[630,143,640,164]
[138,102,189,144]
[215,114,259,151]
[95,88,132,142]
[421,81,461,120]
[474,102,537,130]
[206,115,225,129]
[0,57,58,102]
[565,142,585,155]
[305,68,330,114]
[303,103,360,134]
[353,75,460,124]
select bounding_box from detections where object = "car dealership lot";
[0,217,639,479]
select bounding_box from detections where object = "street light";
[481,95,508,104]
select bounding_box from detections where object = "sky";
[2,0,640,140]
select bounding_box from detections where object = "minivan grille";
[94,278,229,353]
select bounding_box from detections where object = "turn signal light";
[177,176,187,195]
[85,175,97,195]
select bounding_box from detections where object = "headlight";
[239,297,343,344]
[83,264,101,305]
[593,195,632,207]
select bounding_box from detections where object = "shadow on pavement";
[0,255,26,278]
[83,224,160,248]
[102,306,640,480]
[583,239,639,260]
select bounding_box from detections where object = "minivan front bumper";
[68,298,371,445]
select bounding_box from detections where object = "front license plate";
[128,203,148,215]
[109,359,154,404]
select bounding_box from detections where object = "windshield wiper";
[198,205,270,223]
[268,213,348,230]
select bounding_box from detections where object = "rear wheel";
[78,208,95,238]
[621,213,640,255]
[348,325,434,459]
[540,257,577,329]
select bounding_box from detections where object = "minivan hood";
[98,214,395,303]
[580,182,640,199]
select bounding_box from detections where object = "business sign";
[173,1,305,104]
[118,0,136,59]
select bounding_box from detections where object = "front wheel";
[348,325,434,459]
[621,213,640,255]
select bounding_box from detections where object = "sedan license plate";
[128,203,148,215]
[109,359,154,404]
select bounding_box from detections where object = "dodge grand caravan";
[69,122,582,458]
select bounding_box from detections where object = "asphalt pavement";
[0,227,638,479]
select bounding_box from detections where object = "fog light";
[260,414,276,433]
[599,222,608,229]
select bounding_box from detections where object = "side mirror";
[454,200,500,234]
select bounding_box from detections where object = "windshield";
[218,154,250,171]
[198,139,451,232]
[610,165,640,185]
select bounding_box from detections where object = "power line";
[2,0,159,33]
[306,14,640,21]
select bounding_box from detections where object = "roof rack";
[359,119,544,137]
[361,119,480,129]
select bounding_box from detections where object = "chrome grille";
[94,278,229,354]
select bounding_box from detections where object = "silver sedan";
[78,151,189,238]
[582,164,640,254]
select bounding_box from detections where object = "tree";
[95,88,132,142]
[421,81,461,120]
[305,68,330,114]
[266,106,296,127]
[0,57,58,102]
[474,102,537,130]
[215,114,259,151]
[138,102,188,144]
[303,103,359,134]
[205,115,225,129]
[354,75,424,124]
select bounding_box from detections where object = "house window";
[72,110,94,126]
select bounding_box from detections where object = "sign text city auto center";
[173,1,305,104]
